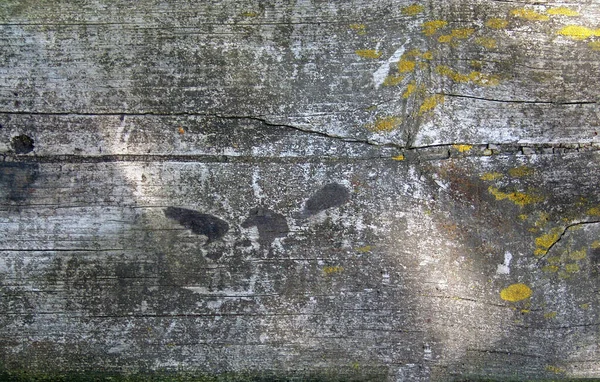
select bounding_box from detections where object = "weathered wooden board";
[1,0,600,381]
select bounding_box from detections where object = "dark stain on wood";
[11,135,34,154]
[164,207,229,244]
[0,162,39,202]
[302,183,350,217]
[242,207,289,247]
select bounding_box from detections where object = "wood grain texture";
[1,0,600,380]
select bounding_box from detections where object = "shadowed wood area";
[1,0,600,381]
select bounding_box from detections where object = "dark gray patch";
[591,247,600,265]
[0,162,39,201]
[242,207,289,247]
[164,207,229,244]
[302,183,350,216]
[11,135,34,154]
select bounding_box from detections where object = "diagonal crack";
[536,220,600,265]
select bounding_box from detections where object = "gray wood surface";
[1,0,600,380]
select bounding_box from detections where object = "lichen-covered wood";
[1,1,600,381]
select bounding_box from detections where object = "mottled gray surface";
[1,0,600,380]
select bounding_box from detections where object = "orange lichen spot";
[422,20,448,36]
[349,23,367,35]
[544,311,557,319]
[542,265,559,273]
[392,154,405,161]
[366,116,402,132]
[511,8,549,21]
[402,4,424,16]
[383,75,405,86]
[403,81,417,98]
[534,228,563,255]
[323,266,344,274]
[418,94,444,115]
[569,248,587,260]
[398,59,416,73]
[500,283,532,302]
[590,42,600,51]
[453,144,472,152]
[356,245,373,253]
[480,172,503,181]
[241,11,258,17]
[558,25,600,40]
[488,186,544,207]
[546,7,580,17]
[587,207,600,216]
[565,263,580,273]
[356,49,383,59]
[475,37,497,49]
[508,166,534,178]
[178,127,185,135]
[451,28,475,39]
[485,18,509,29]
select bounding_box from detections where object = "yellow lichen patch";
[355,49,383,59]
[241,11,258,17]
[469,72,501,86]
[510,8,549,21]
[438,35,453,43]
[500,283,532,302]
[356,245,373,253]
[591,240,600,249]
[542,265,559,273]
[401,4,424,16]
[545,365,565,374]
[485,18,509,29]
[580,303,590,309]
[398,59,416,73]
[518,214,528,221]
[558,25,600,40]
[587,207,600,216]
[508,166,534,178]
[403,81,417,98]
[323,266,344,275]
[547,256,561,264]
[488,186,544,207]
[546,7,580,17]
[565,263,580,273]
[422,20,448,36]
[520,309,530,314]
[392,154,405,161]
[418,94,444,115]
[451,28,475,39]
[569,248,587,260]
[422,51,433,60]
[544,311,557,319]
[590,42,600,51]
[349,23,367,35]
[436,66,500,86]
[534,212,550,228]
[383,75,404,86]
[453,144,472,152]
[534,228,563,255]
[480,172,503,181]
[366,116,402,132]
[475,37,497,49]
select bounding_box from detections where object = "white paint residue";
[496,251,513,275]
[182,287,254,296]
[373,45,406,88]
[252,169,265,201]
